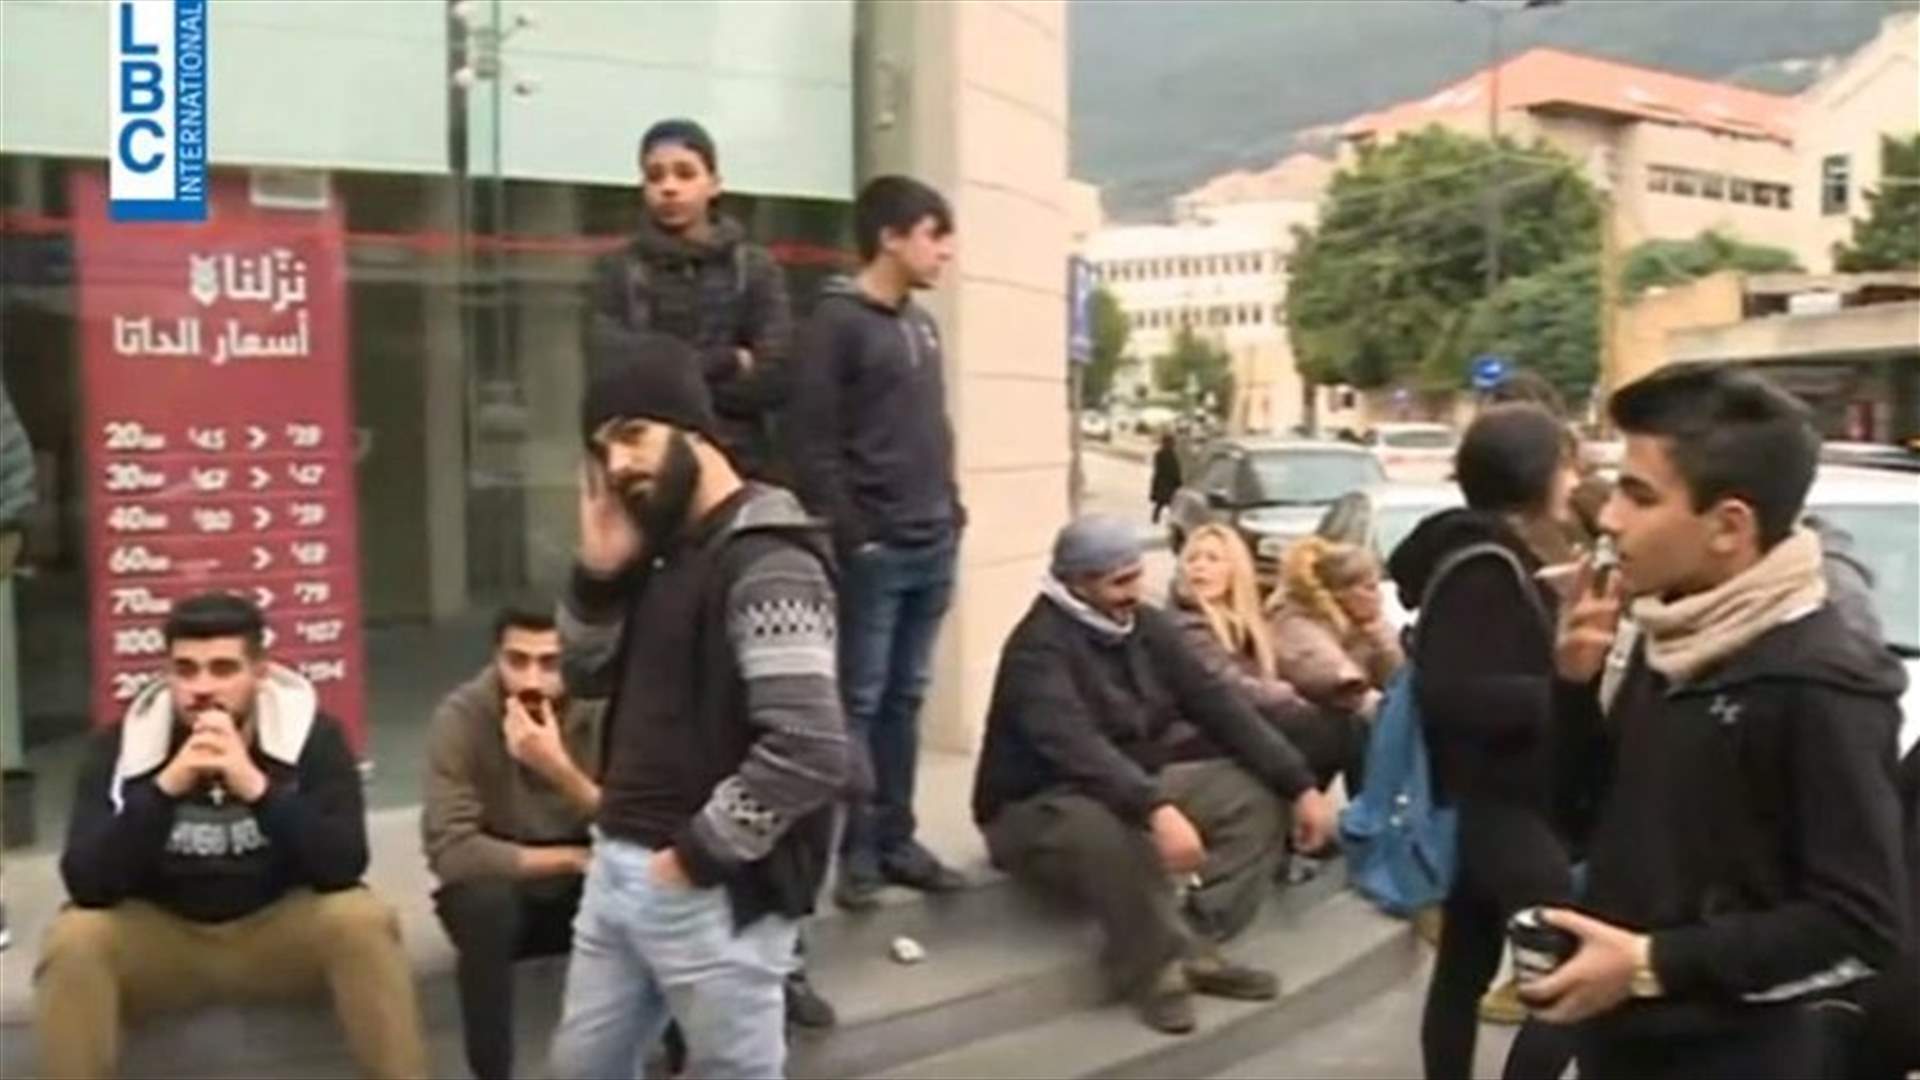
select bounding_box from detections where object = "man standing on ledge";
[552,332,848,1080]
[788,175,967,910]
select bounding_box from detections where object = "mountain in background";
[1071,0,1918,221]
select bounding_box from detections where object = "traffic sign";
[1470,354,1509,391]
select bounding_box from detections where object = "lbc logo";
[110,0,209,222]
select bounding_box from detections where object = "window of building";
[1648,166,1673,193]
[1822,154,1850,216]
[1671,170,1698,197]
[1778,186,1792,210]
[1729,179,1752,204]
[1755,183,1776,207]
[1701,173,1725,200]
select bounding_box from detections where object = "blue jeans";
[838,532,957,868]
[551,834,798,1080]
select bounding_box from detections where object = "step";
[792,863,1351,1080]
[1,788,1392,1079]
[874,889,1419,1080]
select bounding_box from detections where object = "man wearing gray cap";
[971,516,1337,1035]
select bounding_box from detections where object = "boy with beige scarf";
[1523,364,1909,1080]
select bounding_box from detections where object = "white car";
[1804,466,1920,756]
[1366,423,1457,483]
[1078,411,1111,441]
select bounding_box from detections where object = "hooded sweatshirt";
[559,483,848,929]
[787,276,962,554]
[1387,508,1566,809]
[589,214,793,478]
[1565,588,1910,1034]
[60,667,367,923]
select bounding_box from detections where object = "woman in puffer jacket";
[1166,524,1366,792]
[1267,536,1404,719]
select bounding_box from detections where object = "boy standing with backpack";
[589,119,793,483]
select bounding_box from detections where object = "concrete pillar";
[422,180,471,621]
[857,0,1071,751]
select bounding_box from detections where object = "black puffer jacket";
[589,215,792,479]
[972,595,1315,828]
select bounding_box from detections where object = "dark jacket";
[559,485,848,930]
[1387,508,1565,809]
[1566,603,1909,1039]
[589,215,793,479]
[787,276,962,554]
[972,594,1316,828]
[61,667,368,923]
[1149,444,1181,506]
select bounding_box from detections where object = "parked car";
[1311,482,1463,628]
[1167,439,1387,585]
[1078,410,1111,442]
[1805,466,1920,754]
[1819,441,1920,474]
[1364,422,1457,482]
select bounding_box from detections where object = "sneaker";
[785,970,839,1029]
[833,867,885,912]
[880,842,966,893]
[1412,906,1444,948]
[1479,977,1527,1026]
[1184,947,1279,1001]
[1134,960,1197,1035]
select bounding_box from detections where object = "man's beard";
[619,432,701,552]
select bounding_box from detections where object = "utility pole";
[1456,0,1564,303]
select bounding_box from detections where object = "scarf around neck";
[1631,527,1827,684]
[1041,572,1136,644]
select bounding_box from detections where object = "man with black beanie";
[549,330,848,1080]
[589,118,794,482]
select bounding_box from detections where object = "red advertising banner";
[70,170,369,754]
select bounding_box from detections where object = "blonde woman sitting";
[1168,524,1364,792]
[1268,537,1405,719]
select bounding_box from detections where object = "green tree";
[1152,326,1235,419]
[1459,256,1600,401]
[1286,127,1602,390]
[1621,229,1802,298]
[1834,133,1920,271]
[1081,287,1131,408]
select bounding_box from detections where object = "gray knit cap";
[1050,515,1143,579]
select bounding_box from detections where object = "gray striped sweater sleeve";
[681,541,849,877]
[0,381,36,527]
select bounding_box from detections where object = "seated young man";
[971,516,1337,1035]
[35,592,427,1079]
[422,604,604,1080]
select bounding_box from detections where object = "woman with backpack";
[1384,404,1583,1080]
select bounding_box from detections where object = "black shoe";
[785,971,839,1029]
[880,842,966,893]
[1184,949,1279,1001]
[1134,961,1198,1035]
[834,867,885,912]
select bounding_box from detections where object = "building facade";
[1080,196,1319,434]
[1792,11,1920,273]
[1,0,1069,777]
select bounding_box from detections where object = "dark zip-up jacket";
[973,597,1315,827]
[1564,602,1909,1038]
[786,277,962,554]
[589,215,792,479]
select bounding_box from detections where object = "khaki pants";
[33,888,429,1079]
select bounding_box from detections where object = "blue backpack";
[1339,542,1546,918]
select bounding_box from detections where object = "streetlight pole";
[1456,0,1563,301]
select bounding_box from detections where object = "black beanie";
[580,328,718,447]
[639,118,718,173]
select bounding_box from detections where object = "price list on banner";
[70,171,369,754]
